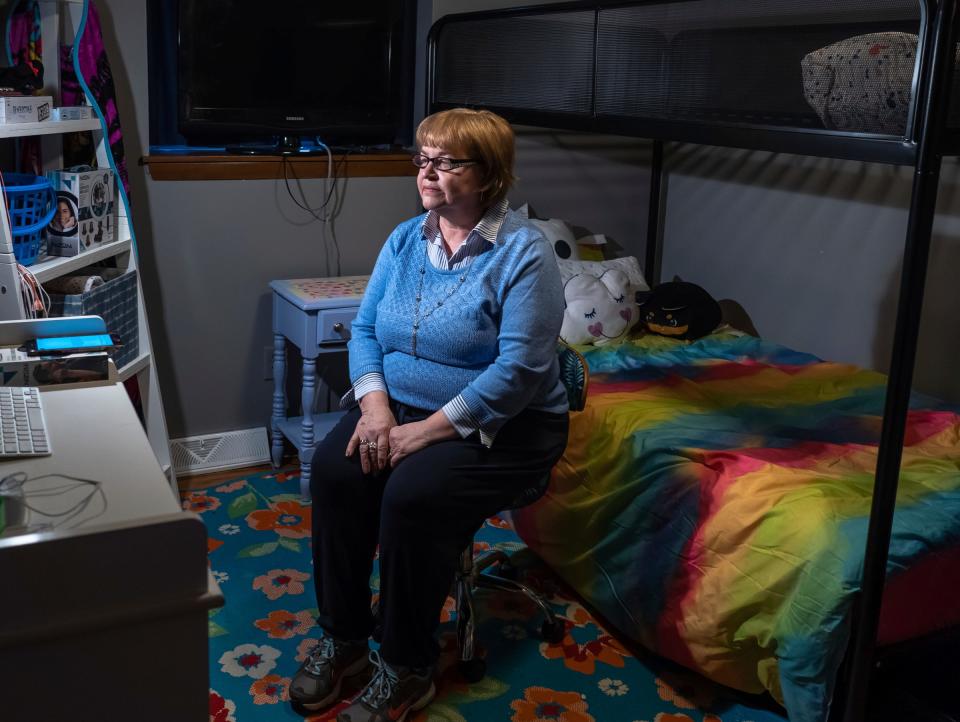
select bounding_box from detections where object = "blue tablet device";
[30,333,117,354]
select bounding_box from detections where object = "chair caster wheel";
[458,657,487,683]
[541,618,566,644]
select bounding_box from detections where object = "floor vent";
[171,427,270,476]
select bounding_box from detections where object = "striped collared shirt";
[352,199,509,445]
[422,197,508,270]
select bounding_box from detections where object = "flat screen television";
[177,0,416,150]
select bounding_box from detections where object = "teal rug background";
[182,467,788,722]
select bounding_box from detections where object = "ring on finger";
[367,441,378,451]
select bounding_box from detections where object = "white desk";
[0,383,223,722]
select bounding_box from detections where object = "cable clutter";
[0,470,105,537]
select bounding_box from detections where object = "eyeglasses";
[411,153,479,172]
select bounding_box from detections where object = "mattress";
[511,330,960,722]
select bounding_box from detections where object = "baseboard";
[171,427,270,477]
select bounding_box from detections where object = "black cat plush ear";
[640,281,721,340]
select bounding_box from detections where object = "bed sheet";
[511,331,960,722]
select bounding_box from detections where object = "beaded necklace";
[411,240,471,358]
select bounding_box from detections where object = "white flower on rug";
[502,624,528,640]
[219,643,281,678]
[218,523,241,535]
[599,678,629,696]
[213,570,229,584]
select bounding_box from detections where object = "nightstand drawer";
[317,306,359,345]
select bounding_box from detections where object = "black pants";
[309,401,568,669]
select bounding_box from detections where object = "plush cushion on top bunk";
[660,22,915,128]
[801,32,918,135]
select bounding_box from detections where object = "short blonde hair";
[416,108,516,206]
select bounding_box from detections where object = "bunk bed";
[428,1,960,722]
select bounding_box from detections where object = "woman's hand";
[388,410,459,467]
[346,391,396,474]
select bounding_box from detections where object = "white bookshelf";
[0,0,175,491]
[30,237,132,283]
[0,118,102,139]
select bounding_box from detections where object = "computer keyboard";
[0,387,51,457]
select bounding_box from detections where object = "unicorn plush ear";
[596,268,631,299]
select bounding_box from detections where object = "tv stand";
[226,135,328,156]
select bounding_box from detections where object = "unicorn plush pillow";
[560,268,640,346]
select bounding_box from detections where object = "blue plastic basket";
[3,172,56,266]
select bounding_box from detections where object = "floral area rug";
[182,466,788,722]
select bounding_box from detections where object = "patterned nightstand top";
[270,275,370,310]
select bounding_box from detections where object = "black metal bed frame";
[428,2,960,720]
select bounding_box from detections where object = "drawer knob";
[333,322,346,336]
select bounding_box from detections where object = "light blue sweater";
[348,208,568,442]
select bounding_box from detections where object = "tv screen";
[177,0,414,146]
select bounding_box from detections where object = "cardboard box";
[0,96,52,123]
[51,106,93,121]
[0,347,111,387]
[44,169,117,257]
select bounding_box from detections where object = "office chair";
[454,340,589,682]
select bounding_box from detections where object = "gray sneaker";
[290,636,370,711]
[336,650,435,722]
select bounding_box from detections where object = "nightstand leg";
[270,333,286,468]
[300,356,317,499]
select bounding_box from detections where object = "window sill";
[140,152,418,181]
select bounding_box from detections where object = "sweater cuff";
[442,395,498,448]
[353,372,388,401]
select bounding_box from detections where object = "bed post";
[645,139,665,286]
[833,1,959,720]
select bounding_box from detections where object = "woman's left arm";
[450,240,565,435]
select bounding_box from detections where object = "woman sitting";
[290,108,569,722]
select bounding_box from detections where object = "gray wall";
[101,0,960,439]
[100,0,648,438]
[660,146,960,404]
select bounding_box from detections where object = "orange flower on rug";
[249,674,290,705]
[182,491,220,513]
[253,609,316,639]
[540,620,632,675]
[511,686,595,722]
[252,568,311,600]
[246,500,311,538]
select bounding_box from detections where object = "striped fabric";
[510,330,960,722]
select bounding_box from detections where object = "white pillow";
[529,217,580,261]
[557,256,650,294]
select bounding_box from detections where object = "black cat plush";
[638,281,721,340]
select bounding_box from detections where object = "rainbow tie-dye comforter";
[511,331,960,722]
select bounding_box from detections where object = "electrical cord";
[280,143,347,276]
[1,470,107,534]
[17,263,48,318]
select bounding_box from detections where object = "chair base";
[454,546,564,681]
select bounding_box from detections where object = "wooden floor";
[177,458,298,492]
